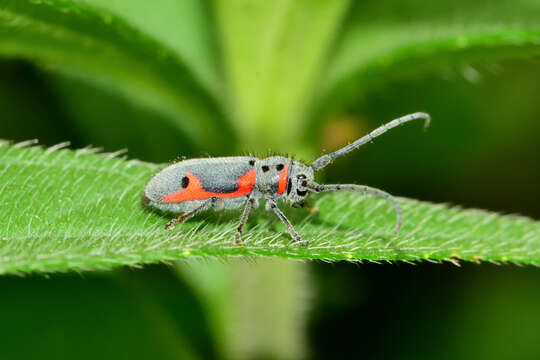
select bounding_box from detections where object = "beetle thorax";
[254,156,290,196]
[254,156,314,203]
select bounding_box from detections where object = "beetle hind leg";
[165,196,219,230]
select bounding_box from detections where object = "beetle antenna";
[306,181,402,234]
[311,112,430,171]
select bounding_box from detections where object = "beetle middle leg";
[235,197,256,245]
[165,196,220,230]
[266,199,308,246]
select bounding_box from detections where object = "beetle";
[142,112,430,246]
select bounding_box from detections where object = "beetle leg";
[165,196,219,230]
[235,197,256,245]
[265,199,308,246]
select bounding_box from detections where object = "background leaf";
[316,0,540,120]
[78,0,222,96]
[0,0,234,151]
[213,0,349,150]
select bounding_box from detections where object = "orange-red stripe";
[277,165,289,194]
[162,169,256,202]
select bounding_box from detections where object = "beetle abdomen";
[144,157,257,204]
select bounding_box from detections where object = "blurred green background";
[1,0,540,359]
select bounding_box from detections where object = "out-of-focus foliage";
[0,0,234,151]
[0,265,218,360]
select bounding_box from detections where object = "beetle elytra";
[142,112,430,246]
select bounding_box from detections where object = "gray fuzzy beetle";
[143,112,430,245]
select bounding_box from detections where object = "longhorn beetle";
[142,112,430,246]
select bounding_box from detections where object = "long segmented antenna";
[311,112,430,171]
[306,181,402,234]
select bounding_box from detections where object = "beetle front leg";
[235,197,256,245]
[265,199,308,246]
[165,196,220,230]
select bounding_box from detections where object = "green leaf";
[213,0,350,149]
[0,0,234,151]
[78,0,222,96]
[1,142,539,274]
[318,0,540,114]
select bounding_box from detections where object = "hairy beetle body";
[143,112,431,245]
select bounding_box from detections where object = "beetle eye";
[181,176,189,188]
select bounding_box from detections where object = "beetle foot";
[291,236,309,246]
[234,232,243,246]
[165,216,183,230]
[294,240,309,247]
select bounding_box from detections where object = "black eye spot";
[262,165,269,172]
[296,189,307,197]
[276,164,284,171]
[181,176,189,188]
[249,160,255,166]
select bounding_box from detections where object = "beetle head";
[285,161,315,204]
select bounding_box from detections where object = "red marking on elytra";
[277,165,289,194]
[162,169,256,202]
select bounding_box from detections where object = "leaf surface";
[1,143,539,274]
